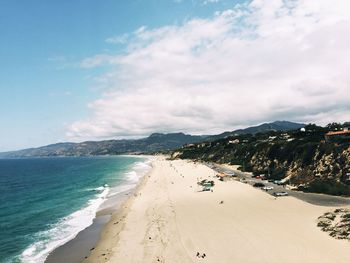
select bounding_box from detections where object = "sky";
[1,0,350,151]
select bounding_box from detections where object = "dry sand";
[84,157,350,263]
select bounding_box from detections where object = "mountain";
[207,121,305,141]
[0,121,305,158]
[0,133,206,158]
[234,120,305,134]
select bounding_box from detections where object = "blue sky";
[0,0,244,151]
[1,0,350,151]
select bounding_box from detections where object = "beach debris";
[197,179,215,187]
[196,252,207,258]
[156,256,165,262]
[201,186,212,192]
[317,209,350,240]
[219,200,224,204]
[197,179,215,192]
[90,247,95,251]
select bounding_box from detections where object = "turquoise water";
[0,156,151,263]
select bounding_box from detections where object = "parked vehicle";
[274,180,285,185]
[224,171,236,177]
[262,186,274,191]
[253,182,265,188]
[273,191,288,196]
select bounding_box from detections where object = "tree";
[304,123,325,132]
[342,122,350,128]
[326,122,342,131]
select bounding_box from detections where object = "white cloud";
[80,54,118,68]
[203,0,220,5]
[67,0,350,141]
[105,34,129,44]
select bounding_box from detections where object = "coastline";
[45,155,154,263]
[82,157,154,262]
[84,157,350,263]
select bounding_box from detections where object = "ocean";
[0,155,151,263]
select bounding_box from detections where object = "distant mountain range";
[207,121,305,141]
[0,121,305,158]
[0,133,205,158]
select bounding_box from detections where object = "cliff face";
[174,129,350,196]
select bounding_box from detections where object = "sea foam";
[19,157,152,263]
[108,159,152,197]
[19,186,109,263]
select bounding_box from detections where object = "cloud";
[174,0,220,4]
[80,54,118,68]
[203,0,220,5]
[105,34,129,44]
[67,0,350,141]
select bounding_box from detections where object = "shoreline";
[45,155,154,263]
[84,157,350,263]
[82,158,154,262]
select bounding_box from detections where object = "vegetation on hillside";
[173,123,350,196]
[0,133,206,157]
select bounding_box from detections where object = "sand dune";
[85,157,350,263]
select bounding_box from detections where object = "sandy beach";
[84,157,350,263]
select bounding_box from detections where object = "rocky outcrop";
[174,128,350,196]
[317,209,350,241]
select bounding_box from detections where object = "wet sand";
[45,155,153,263]
[46,215,110,263]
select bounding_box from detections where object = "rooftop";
[325,130,350,136]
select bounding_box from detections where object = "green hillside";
[173,123,350,196]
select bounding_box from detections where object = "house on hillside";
[325,128,350,142]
